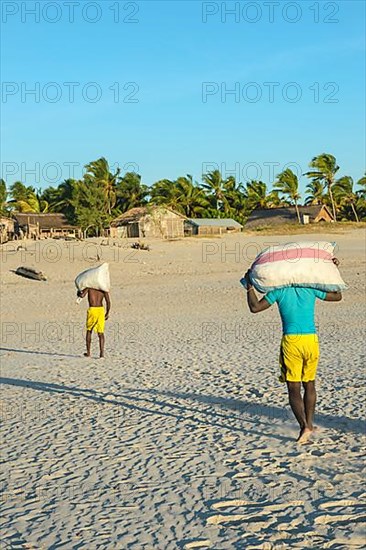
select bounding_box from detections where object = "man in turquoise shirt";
[244,259,342,444]
[264,287,327,336]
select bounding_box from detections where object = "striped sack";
[240,241,348,293]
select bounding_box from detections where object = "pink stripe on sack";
[254,247,333,266]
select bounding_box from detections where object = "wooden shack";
[185,218,243,236]
[0,216,15,244]
[13,213,82,239]
[109,206,185,239]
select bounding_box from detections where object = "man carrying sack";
[243,257,342,444]
[75,263,111,359]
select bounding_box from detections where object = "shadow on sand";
[1,377,364,437]
[0,347,81,359]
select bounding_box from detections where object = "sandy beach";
[1,229,365,549]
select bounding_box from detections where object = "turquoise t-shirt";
[264,287,327,335]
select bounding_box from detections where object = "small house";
[245,205,334,229]
[0,216,15,244]
[13,213,82,239]
[185,218,243,236]
[109,206,185,239]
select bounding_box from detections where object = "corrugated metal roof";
[187,218,243,228]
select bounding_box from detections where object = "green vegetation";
[304,154,340,221]
[1,154,365,233]
[274,169,301,223]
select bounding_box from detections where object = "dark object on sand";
[131,242,150,251]
[15,266,47,281]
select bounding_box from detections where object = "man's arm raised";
[324,257,342,301]
[244,271,272,314]
[77,288,88,298]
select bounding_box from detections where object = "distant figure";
[243,258,342,444]
[77,288,111,358]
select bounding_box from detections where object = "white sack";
[241,241,347,293]
[75,262,110,292]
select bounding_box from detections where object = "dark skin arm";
[325,258,342,301]
[77,288,88,299]
[244,271,272,314]
[324,291,342,301]
[104,291,111,320]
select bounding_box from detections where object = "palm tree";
[304,154,339,221]
[305,180,327,206]
[115,172,148,213]
[43,179,77,221]
[151,175,209,217]
[0,179,8,214]
[71,178,110,234]
[267,189,286,208]
[174,175,209,217]
[356,175,366,200]
[333,176,360,222]
[150,179,181,211]
[84,157,120,216]
[201,170,228,215]
[9,182,48,213]
[222,176,248,221]
[274,169,301,223]
[355,175,366,221]
[245,180,270,210]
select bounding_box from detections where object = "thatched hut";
[13,213,82,239]
[109,206,185,239]
[245,205,334,229]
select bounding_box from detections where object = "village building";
[245,205,334,229]
[0,216,15,244]
[13,213,82,239]
[185,218,243,236]
[109,206,186,239]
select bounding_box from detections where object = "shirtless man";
[77,288,111,358]
[243,258,342,444]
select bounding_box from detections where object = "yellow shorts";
[279,334,319,383]
[86,307,105,333]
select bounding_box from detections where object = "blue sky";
[1,0,365,196]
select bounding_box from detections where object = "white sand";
[1,230,365,549]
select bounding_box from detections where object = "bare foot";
[297,427,313,445]
[84,353,91,357]
[99,355,105,359]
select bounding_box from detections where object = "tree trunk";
[328,185,337,221]
[351,202,359,222]
[294,201,301,223]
